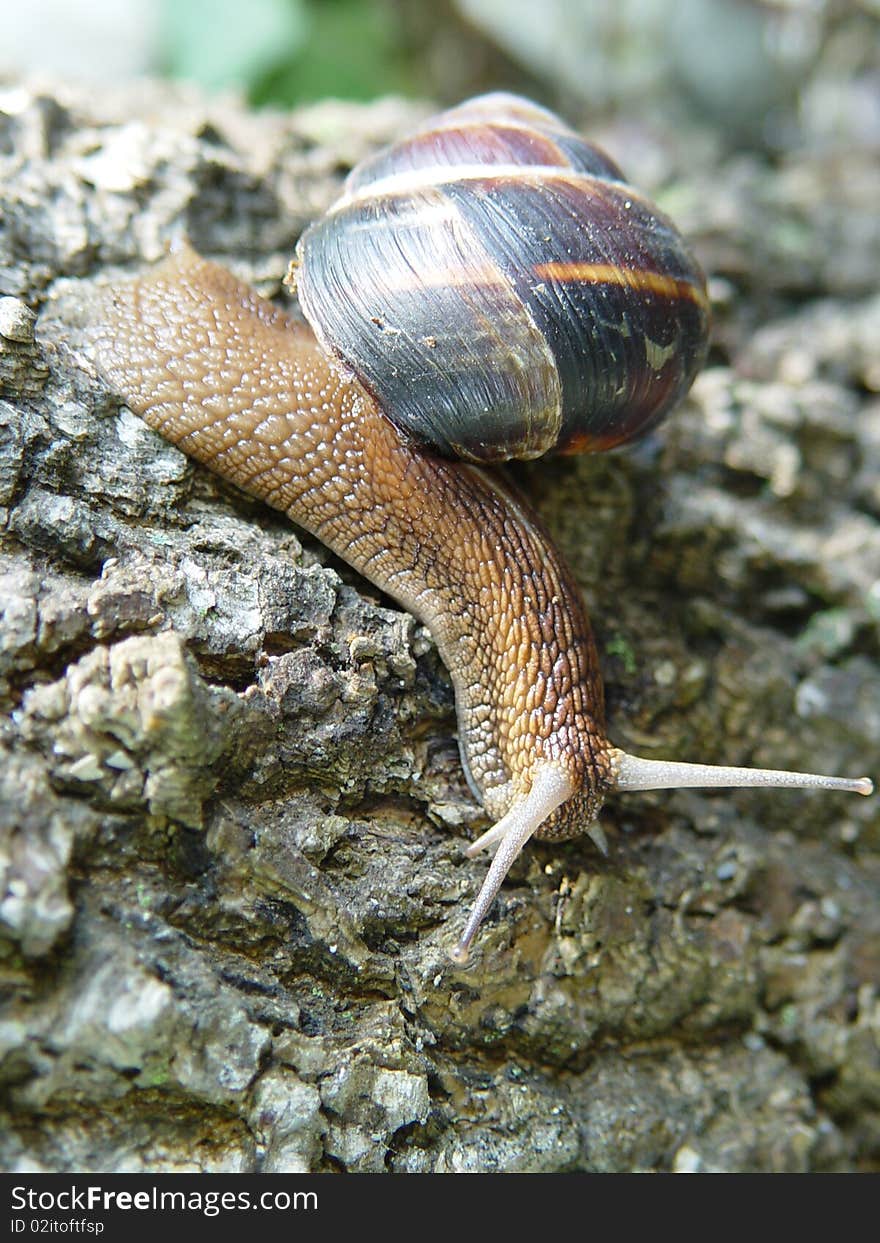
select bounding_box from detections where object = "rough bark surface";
[1,76,878,1173]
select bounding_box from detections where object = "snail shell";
[295,93,710,464]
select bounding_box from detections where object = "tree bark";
[1,76,878,1173]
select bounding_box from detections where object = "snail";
[84,93,872,964]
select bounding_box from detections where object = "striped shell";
[295,93,710,464]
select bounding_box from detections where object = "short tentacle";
[450,764,574,964]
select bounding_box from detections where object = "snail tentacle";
[450,763,574,965]
[609,749,873,797]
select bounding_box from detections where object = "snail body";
[87,95,872,963]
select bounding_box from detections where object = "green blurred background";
[0,0,878,154]
[160,0,441,106]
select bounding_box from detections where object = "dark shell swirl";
[295,94,710,464]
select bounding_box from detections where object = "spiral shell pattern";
[296,93,710,464]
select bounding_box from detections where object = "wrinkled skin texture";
[88,244,611,832]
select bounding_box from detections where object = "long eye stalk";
[610,749,873,796]
[452,750,872,965]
